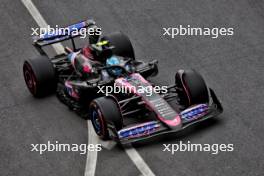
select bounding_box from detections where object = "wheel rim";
[92,110,101,133]
[23,62,37,95]
[91,107,105,136]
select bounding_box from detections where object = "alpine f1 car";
[23,19,223,144]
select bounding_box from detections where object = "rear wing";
[33,19,100,54]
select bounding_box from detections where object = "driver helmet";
[91,40,113,61]
[106,56,122,76]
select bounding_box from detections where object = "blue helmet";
[106,56,122,76]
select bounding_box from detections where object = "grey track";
[0,0,263,176]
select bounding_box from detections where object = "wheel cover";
[92,110,101,133]
[23,62,37,95]
[91,107,105,137]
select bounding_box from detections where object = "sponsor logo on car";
[180,104,209,122]
[118,121,160,139]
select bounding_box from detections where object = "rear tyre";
[23,55,56,97]
[175,69,209,107]
[89,96,123,140]
[102,32,135,59]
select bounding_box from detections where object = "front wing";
[109,88,223,144]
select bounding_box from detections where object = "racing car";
[23,19,223,144]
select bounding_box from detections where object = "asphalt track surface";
[0,0,264,176]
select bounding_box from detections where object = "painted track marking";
[21,0,156,175]
[124,144,156,176]
[21,1,98,176]
[21,0,64,54]
[85,121,99,176]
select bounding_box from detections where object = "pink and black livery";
[90,71,222,144]
[22,19,223,144]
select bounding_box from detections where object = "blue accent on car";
[118,121,160,139]
[67,53,73,61]
[180,104,209,122]
[106,56,122,76]
[106,56,120,65]
[92,110,101,133]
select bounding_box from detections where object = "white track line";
[21,0,64,54]
[21,1,98,176]
[125,145,156,176]
[85,121,99,176]
[100,141,156,176]
[21,1,156,176]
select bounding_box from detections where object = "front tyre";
[89,96,123,140]
[175,69,209,107]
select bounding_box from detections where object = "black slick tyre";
[102,32,135,59]
[23,55,56,97]
[89,96,123,140]
[175,69,209,107]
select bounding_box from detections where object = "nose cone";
[163,115,182,129]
